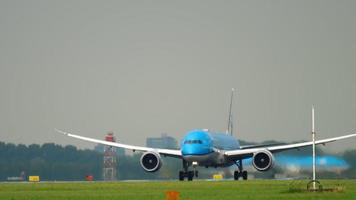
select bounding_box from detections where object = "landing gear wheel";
[242,171,248,180]
[234,171,239,180]
[179,171,184,181]
[188,171,194,181]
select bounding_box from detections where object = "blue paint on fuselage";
[181,130,213,155]
[181,129,240,156]
[210,133,240,150]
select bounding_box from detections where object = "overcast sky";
[0,0,355,152]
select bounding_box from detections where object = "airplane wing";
[56,129,182,158]
[225,133,356,159]
[239,143,286,149]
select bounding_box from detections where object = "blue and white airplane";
[56,89,356,181]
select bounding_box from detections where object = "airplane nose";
[181,145,196,155]
[181,130,213,156]
[181,144,211,155]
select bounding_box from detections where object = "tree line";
[0,141,355,181]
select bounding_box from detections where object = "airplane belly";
[183,152,230,167]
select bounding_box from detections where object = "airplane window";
[184,140,202,144]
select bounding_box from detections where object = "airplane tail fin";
[226,88,234,136]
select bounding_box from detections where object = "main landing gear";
[234,159,248,180]
[179,160,198,181]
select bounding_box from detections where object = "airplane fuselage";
[181,130,240,167]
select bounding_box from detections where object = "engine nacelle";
[140,152,162,172]
[252,150,274,171]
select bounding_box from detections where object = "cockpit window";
[184,140,202,144]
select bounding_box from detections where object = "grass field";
[0,180,356,200]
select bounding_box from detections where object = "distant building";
[146,133,178,149]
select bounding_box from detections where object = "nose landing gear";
[179,160,198,181]
[179,170,194,181]
[179,171,195,181]
[192,161,199,178]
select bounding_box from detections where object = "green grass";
[0,180,356,200]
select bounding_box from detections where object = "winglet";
[55,128,69,136]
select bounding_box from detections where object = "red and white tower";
[103,132,117,181]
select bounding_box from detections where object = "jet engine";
[140,152,162,172]
[252,150,274,171]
